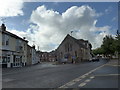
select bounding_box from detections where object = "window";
[5,35,9,46]
[2,34,5,45]
[2,57,7,63]
[65,43,72,52]
[6,40,9,45]
[70,44,72,51]
[65,44,67,52]
[75,51,77,57]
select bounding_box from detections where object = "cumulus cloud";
[0,0,24,17]
[8,5,112,51]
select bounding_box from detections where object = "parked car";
[61,58,68,64]
[92,57,99,62]
[89,57,99,62]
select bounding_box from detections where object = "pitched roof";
[67,34,91,48]
[57,34,91,50]
[0,24,28,43]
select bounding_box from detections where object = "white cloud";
[8,5,112,51]
[0,0,24,17]
[111,17,117,22]
[8,29,27,38]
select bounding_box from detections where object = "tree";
[114,30,120,58]
[115,30,120,52]
[92,30,119,59]
[101,35,115,57]
[92,48,104,56]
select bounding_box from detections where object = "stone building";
[56,34,92,63]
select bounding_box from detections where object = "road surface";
[2,59,119,88]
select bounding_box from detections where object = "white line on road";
[66,82,76,86]
[90,76,95,79]
[3,78,15,82]
[78,82,86,87]
[80,75,86,79]
[59,63,106,88]
[85,79,91,82]
[73,78,81,82]
[105,64,120,67]
[94,74,120,77]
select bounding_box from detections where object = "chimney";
[23,37,26,40]
[32,45,35,49]
[1,24,6,31]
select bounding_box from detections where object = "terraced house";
[0,24,28,68]
[56,34,92,63]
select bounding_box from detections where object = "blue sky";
[0,2,118,51]
[4,2,118,32]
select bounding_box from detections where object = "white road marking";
[81,75,86,78]
[85,79,91,82]
[73,78,81,82]
[105,64,120,67]
[59,85,67,88]
[79,82,86,87]
[66,82,75,86]
[84,73,89,76]
[59,63,106,88]
[94,74,120,77]
[90,76,95,79]
[3,78,15,82]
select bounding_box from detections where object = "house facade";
[56,34,92,63]
[26,45,32,66]
[27,45,40,65]
[48,50,57,62]
[0,24,28,68]
[40,52,49,62]
[31,45,40,64]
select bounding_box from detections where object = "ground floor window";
[13,55,22,67]
[2,55,10,64]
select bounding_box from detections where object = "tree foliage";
[92,30,120,57]
[101,35,116,55]
[115,30,120,52]
[92,48,104,56]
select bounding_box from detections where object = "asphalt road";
[2,59,119,88]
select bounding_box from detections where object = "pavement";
[2,59,119,88]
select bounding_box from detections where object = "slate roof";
[58,34,92,49]
[0,24,28,43]
[66,34,92,49]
